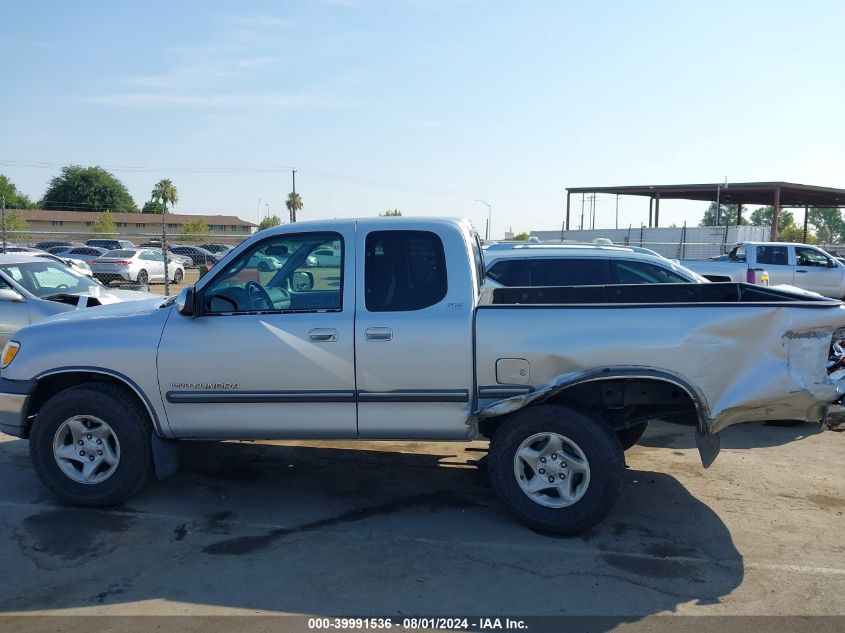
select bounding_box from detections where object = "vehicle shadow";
[2,438,743,622]
[639,419,818,450]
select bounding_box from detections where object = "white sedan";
[92,249,185,285]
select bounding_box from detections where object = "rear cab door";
[354,220,477,439]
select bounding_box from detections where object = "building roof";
[10,209,256,227]
[565,182,845,207]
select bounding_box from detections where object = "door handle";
[308,328,338,342]
[365,327,393,341]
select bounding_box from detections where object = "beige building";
[7,209,256,243]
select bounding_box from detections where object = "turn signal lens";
[1,341,20,368]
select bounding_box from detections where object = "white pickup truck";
[2,218,845,534]
[683,242,845,299]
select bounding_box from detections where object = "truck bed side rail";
[480,282,842,307]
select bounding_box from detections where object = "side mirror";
[830,260,838,268]
[176,287,194,316]
[292,271,314,292]
[0,288,24,302]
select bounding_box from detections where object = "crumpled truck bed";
[474,302,845,439]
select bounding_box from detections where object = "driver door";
[157,229,357,438]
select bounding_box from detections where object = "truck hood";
[39,296,167,324]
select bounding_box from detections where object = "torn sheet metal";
[475,302,845,438]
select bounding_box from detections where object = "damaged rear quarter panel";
[475,303,845,434]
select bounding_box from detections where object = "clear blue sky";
[2,0,844,237]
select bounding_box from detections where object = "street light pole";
[475,200,492,241]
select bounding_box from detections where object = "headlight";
[1,341,20,368]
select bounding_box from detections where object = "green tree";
[142,200,164,214]
[258,215,282,231]
[513,232,530,241]
[151,179,178,215]
[0,175,36,209]
[2,210,29,242]
[91,210,116,234]
[42,166,137,212]
[285,192,303,223]
[749,205,794,232]
[808,207,845,244]
[380,209,402,217]
[181,219,208,242]
[781,224,816,244]
[699,203,747,227]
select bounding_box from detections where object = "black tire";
[136,269,148,284]
[173,268,184,283]
[487,404,624,535]
[616,421,648,451]
[29,383,154,507]
[765,420,805,427]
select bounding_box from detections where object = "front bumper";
[0,378,36,438]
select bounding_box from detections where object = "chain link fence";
[0,229,254,296]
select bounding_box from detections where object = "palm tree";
[151,179,179,294]
[285,192,303,223]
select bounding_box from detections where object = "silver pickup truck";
[1,218,844,534]
[683,241,845,298]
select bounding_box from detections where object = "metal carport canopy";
[564,181,845,241]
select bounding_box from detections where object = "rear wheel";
[616,421,648,450]
[136,269,148,284]
[488,404,624,534]
[29,384,154,506]
[173,268,184,283]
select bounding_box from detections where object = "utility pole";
[580,194,585,231]
[290,169,297,223]
[475,200,492,240]
[162,210,169,296]
[615,194,619,230]
[1,195,6,253]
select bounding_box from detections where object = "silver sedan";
[0,254,156,347]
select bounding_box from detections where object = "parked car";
[50,246,109,264]
[307,246,341,267]
[34,240,76,251]
[28,252,94,278]
[0,254,154,346]
[199,243,233,255]
[85,239,136,251]
[91,248,185,285]
[682,242,845,298]
[483,243,707,288]
[0,245,43,253]
[169,246,220,268]
[46,244,85,255]
[135,241,192,268]
[4,218,845,536]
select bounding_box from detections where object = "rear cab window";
[364,230,447,312]
[755,245,789,266]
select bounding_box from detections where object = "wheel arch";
[478,367,712,439]
[25,368,164,439]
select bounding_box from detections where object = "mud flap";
[695,429,721,468]
[151,433,180,480]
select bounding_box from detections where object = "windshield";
[0,261,103,298]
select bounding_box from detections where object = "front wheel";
[173,268,184,283]
[488,404,624,534]
[29,384,155,506]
